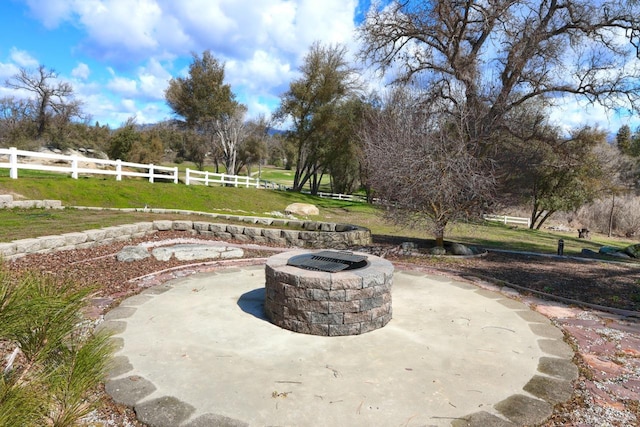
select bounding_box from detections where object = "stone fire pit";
[264,250,393,336]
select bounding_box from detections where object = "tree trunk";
[434,220,447,248]
[530,204,542,230]
[535,210,555,230]
[309,172,319,195]
[608,194,615,238]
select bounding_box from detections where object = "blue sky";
[0,0,375,128]
[0,0,636,133]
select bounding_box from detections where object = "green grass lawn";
[258,167,296,184]
[0,173,636,256]
[258,166,333,192]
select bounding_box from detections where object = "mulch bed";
[403,251,640,313]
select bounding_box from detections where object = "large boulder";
[429,246,447,255]
[599,245,636,259]
[284,203,319,216]
[448,242,475,256]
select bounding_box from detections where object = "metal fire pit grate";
[287,250,369,272]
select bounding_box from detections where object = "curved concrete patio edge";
[101,262,577,427]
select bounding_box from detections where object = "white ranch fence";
[184,171,365,203]
[483,214,531,227]
[301,190,367,203]
[0,147,178,183]
[185,168,260,188]
[0,147,370,202]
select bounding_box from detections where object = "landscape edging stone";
[2,215,371,260]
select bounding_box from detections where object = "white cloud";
[548,96,634,136]
[21,0,359,67]
[17,0,363,125]
[137,58,172,100]
[0,62,20,81]
[24,0,74,29]
[75,0,163,57]
[103,59,171,102]
[136,102,170,124]
[72,62,90,80]
[226,50,293,96]
[121,98,137,112]
[9,47,39,68]
[107,76,138,95]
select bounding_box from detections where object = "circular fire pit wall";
[264,250,393,336]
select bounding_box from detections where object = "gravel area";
[3,231,639,426]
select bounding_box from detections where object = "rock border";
[1,218,371,260]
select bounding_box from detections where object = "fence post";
[205,171,209,186]
[149,164,154,183]
[234,175,238,187]
[71,155,79,179]
[116,159,122,181]
[185,168,190,185]
[9,147,18,179]
[173,167,178,184]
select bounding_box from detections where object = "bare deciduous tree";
[237,115,269,177]
[5,65,83,140]
[0,97,35,146]
[360,89,494,246]
[359,0,640,147]
[214,104,248,175]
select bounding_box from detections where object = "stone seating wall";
[0,217,371,261]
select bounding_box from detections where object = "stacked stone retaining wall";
[0,194,62,209]
[0,218,371,260]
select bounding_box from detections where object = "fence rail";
[301,190,367,203]
[483,214,531,227]
[0,147,178,183]
[185,169,260,188]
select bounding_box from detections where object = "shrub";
[0,266,113,427]
[577,195,640,237]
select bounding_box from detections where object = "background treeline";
[2,30,640,241]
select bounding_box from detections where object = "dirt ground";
[3,231,640,426]
[401,251,640,313]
